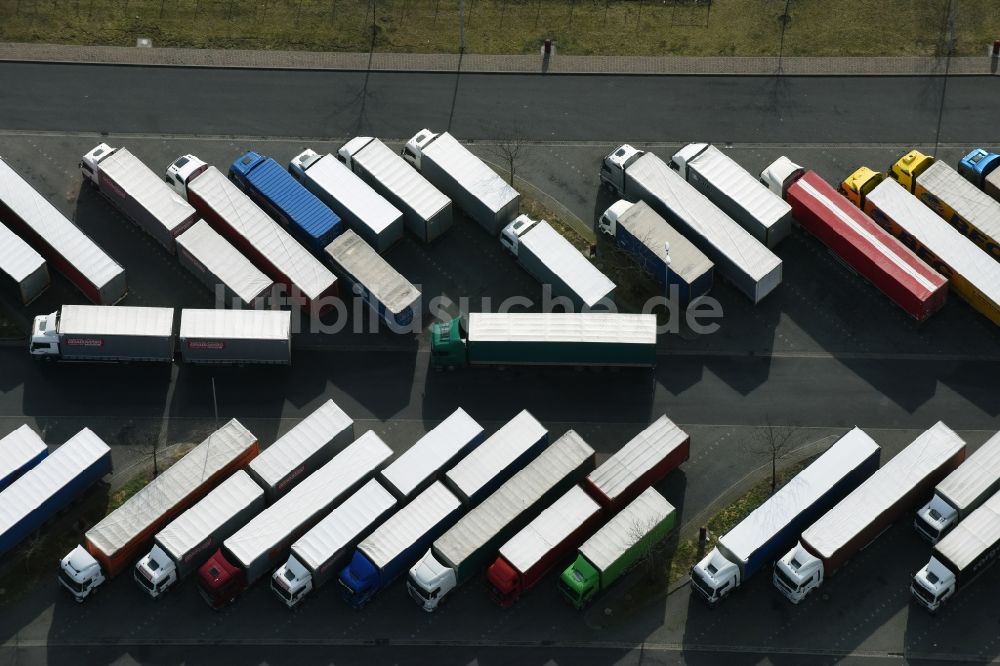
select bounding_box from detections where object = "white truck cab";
[337,137,373,171]
[599,144,644,195]
[270,555,313,608]
[401,129,437,170]
[914,495,958,544]
[133,545,178,599]
[773,542,823,603]
[406,550,455,612]
[289,148,324,180]
[911,556,954,612]
[58,545,105,602]
[29,311,61,358]
[597,200,634,237]
[164,154,208,198]
[669,142,709,179]
[80,143,114,185]
[690,548,741,605]
[500,214,539,256]
[759,156,805,198]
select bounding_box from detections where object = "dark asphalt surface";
[1,65,999,144]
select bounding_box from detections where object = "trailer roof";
[380,408,483,499]
[467,312,656,346]
[99,148,196,234]
[225,431,392,567]
[434,431,593,567]
[933,431,1000,513]
[155,470,263,560]
[0,157,124,290]
[445,410,547,502]
[175,220,273,305]
[935,487,1000,572]
[0,429,109,539]
[919,161,1000,244]
[59,305,174,338]
[629,153,781,283]
[424,132,519,216]
[86,419,257,558]
[324,230,420,315]
[683,144,792,229]
[802,422,965,559]
[248,400,353,492]
[519,221,615,308]
[0,221,45,283]
[617,201,713,284]
[291,478,397,571]
[579,487,673,572]
[359,481,461,569]
[867,179,1000,306]
[499,484,601,574]
[303,154,401,236]
[587,415,688,502]
[349,138,450,221]
[188,167,336,300]
[720,428,880,562]
[179,309,290,341]
[0,425,47,483]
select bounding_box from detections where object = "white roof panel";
[352,138,450,221]
[425,133,519,215]
[380,408,484,499]
[324,230,420,315]
[292,478,397,572]
[918,161,1000,244]
[99,148,196,234]
[934,431,1000,513]
[935,488,1000,572]
[304,155,401,235]
[520,221,616,307]
[155,470,264,561]
[188,167,335,300]
[467,312,656,346]
[0,424,47,483]
[587,415,688,502]
[179,309,290,341]
[175,220,273,304]
[249,400,354,491]
[617,201,713,284]
[499,485,601,574]
[686,144,792,230]
[0,157,123,290]
[0,221,46,283]
[86,419,257,557]
[59,305,174,338]
[803,422,965,559]
[359,481,461,569]
[580,487,673,571]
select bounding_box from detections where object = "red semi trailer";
[761,157,947,322]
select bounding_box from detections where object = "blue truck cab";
[958,148,1000,187]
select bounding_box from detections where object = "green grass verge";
[1,0,997,56]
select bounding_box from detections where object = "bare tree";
[489,123,526,186]
[626,515,664,578]
[744,416,799,494]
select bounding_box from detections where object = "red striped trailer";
[761,157,947,322]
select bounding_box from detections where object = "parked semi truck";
[81,143,198,253]
[324,230,421,328]
[672,143,792,248]
[1,429,111,558]
[558,487,676,608]
[958,148,1000,203]
[289,149,403,253]
[842,168,1000,326]
[133,471,266,599]
[339,137,453,243]
[196,432,391,608]
[402,129,520,235]
[761,157,948,322]
[228,151,344,255]
[0,221,49,305]
[430,312,657,370]
[501,214,616,309]
[58,420,258,601]
[271,479,397,608]
[600,145,781,304]
[30,305,175,362]
[166,155,338,314]
[407,430,595,610]
[175,220,275,309]
[487,414,688,606]
[690,428,880,606]
[0,424,48,491]
[178,309,291,365]
[915,431,1000,543]
[773,422,966,603]
[890,150,1000,262]
[598,200,713,304]
[911,487,1000,612]
[0,156,126,304]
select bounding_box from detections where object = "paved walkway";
[1,41,998,75]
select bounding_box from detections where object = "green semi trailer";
[558,487,675,609]
[430,312,657,369]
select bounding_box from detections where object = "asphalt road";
[1,65,999,144]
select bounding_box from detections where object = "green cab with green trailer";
[558,487,675,608]
[430,312,657,369]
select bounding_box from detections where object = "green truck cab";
[430,317,467,367]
